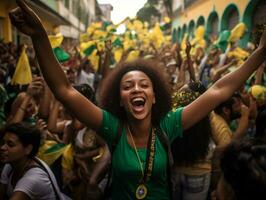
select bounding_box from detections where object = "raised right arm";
[10,0,103,130]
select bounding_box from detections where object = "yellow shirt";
[175,112,232,175]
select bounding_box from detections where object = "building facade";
[172,0,266,47]
[58,0,98,39]
[0,0,100,43]
[0,0,70,44]
[99,4,113,22]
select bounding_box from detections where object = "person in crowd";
[211,93,250,141]
[44,83,110,199]
[171,81,212,200]
[199,47,221,88]
[8,1,266,199]
[249,84,266,139]
[0,122,67,199]
[208,93,250,194]
[7,76,44,125]
[212,137,266,200]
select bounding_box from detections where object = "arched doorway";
[188,20,195,39]
[172,28,177,43]
[197,16,205,27]
[182,24,187,39]
[241,0,266,47]
[207,11,219,40]
[177,27,182,42]
[221,4,239,31]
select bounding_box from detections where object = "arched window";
[182,24,187,39]
[197,16,205,27]
[207,11,219,37]
[177,27,182,42]
[188,20,195,39]
[242,0,266,47]
[221,4,239,31]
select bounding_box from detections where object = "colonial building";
[172,0,266,46]
[0,0,101,43]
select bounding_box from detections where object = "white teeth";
[132,97,144,103]
[131,97,145,106]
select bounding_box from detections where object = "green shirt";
[99,108,183,200]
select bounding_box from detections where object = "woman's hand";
[26,76,44,97]
[9,0,45,36]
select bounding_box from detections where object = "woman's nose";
[133,84,141,92]
[0,144,7,151]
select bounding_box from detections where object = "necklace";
[127,125,156,199]
[127,125,144,177]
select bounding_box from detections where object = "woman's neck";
[128,118,151,137]
[11,157,31,172]
[127,118,152,148]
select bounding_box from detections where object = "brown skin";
[0,132,34,200]
[9,0,266,150]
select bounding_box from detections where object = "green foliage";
[136,5,160,24]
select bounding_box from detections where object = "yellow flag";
[11,46,32,85]
[164,16,171,23]
[37,141,65,166]
[191,26,206,48]
[228,47,249,60]
[181,33,188,50]
[48,33,64,48]
[62,144,74,170]
[229,23,246,42]
[249,85,266,101]
[114,48,123,63]
[126,50,140,62]
[88,49,100,71]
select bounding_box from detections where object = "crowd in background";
[0,8,266,200]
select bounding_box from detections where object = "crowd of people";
[0,0,265,199]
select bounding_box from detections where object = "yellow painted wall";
[0,0,58,43]
[175,0,250,28]
[0,1,16,42]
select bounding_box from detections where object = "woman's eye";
[122,84,132,90]
[141,84,149,88]
[6,142,15,147]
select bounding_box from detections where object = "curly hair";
[220,138,266,200]
[2,122,41,158]
[99,58,172,126]
[171,81,211,165]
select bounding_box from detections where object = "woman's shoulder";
[15,165,56,199]
[99,109,120,132]
[159,108,184,142]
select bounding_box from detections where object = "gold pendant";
[136,184,147,199]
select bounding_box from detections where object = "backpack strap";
[110,122,124,154]
[156,127,174,200]
[104,121,124,197]
[33,157,71,200]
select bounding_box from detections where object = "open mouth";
[131,97,145,109]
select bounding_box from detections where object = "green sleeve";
[159,107,183,143]
[98,110,120,146]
